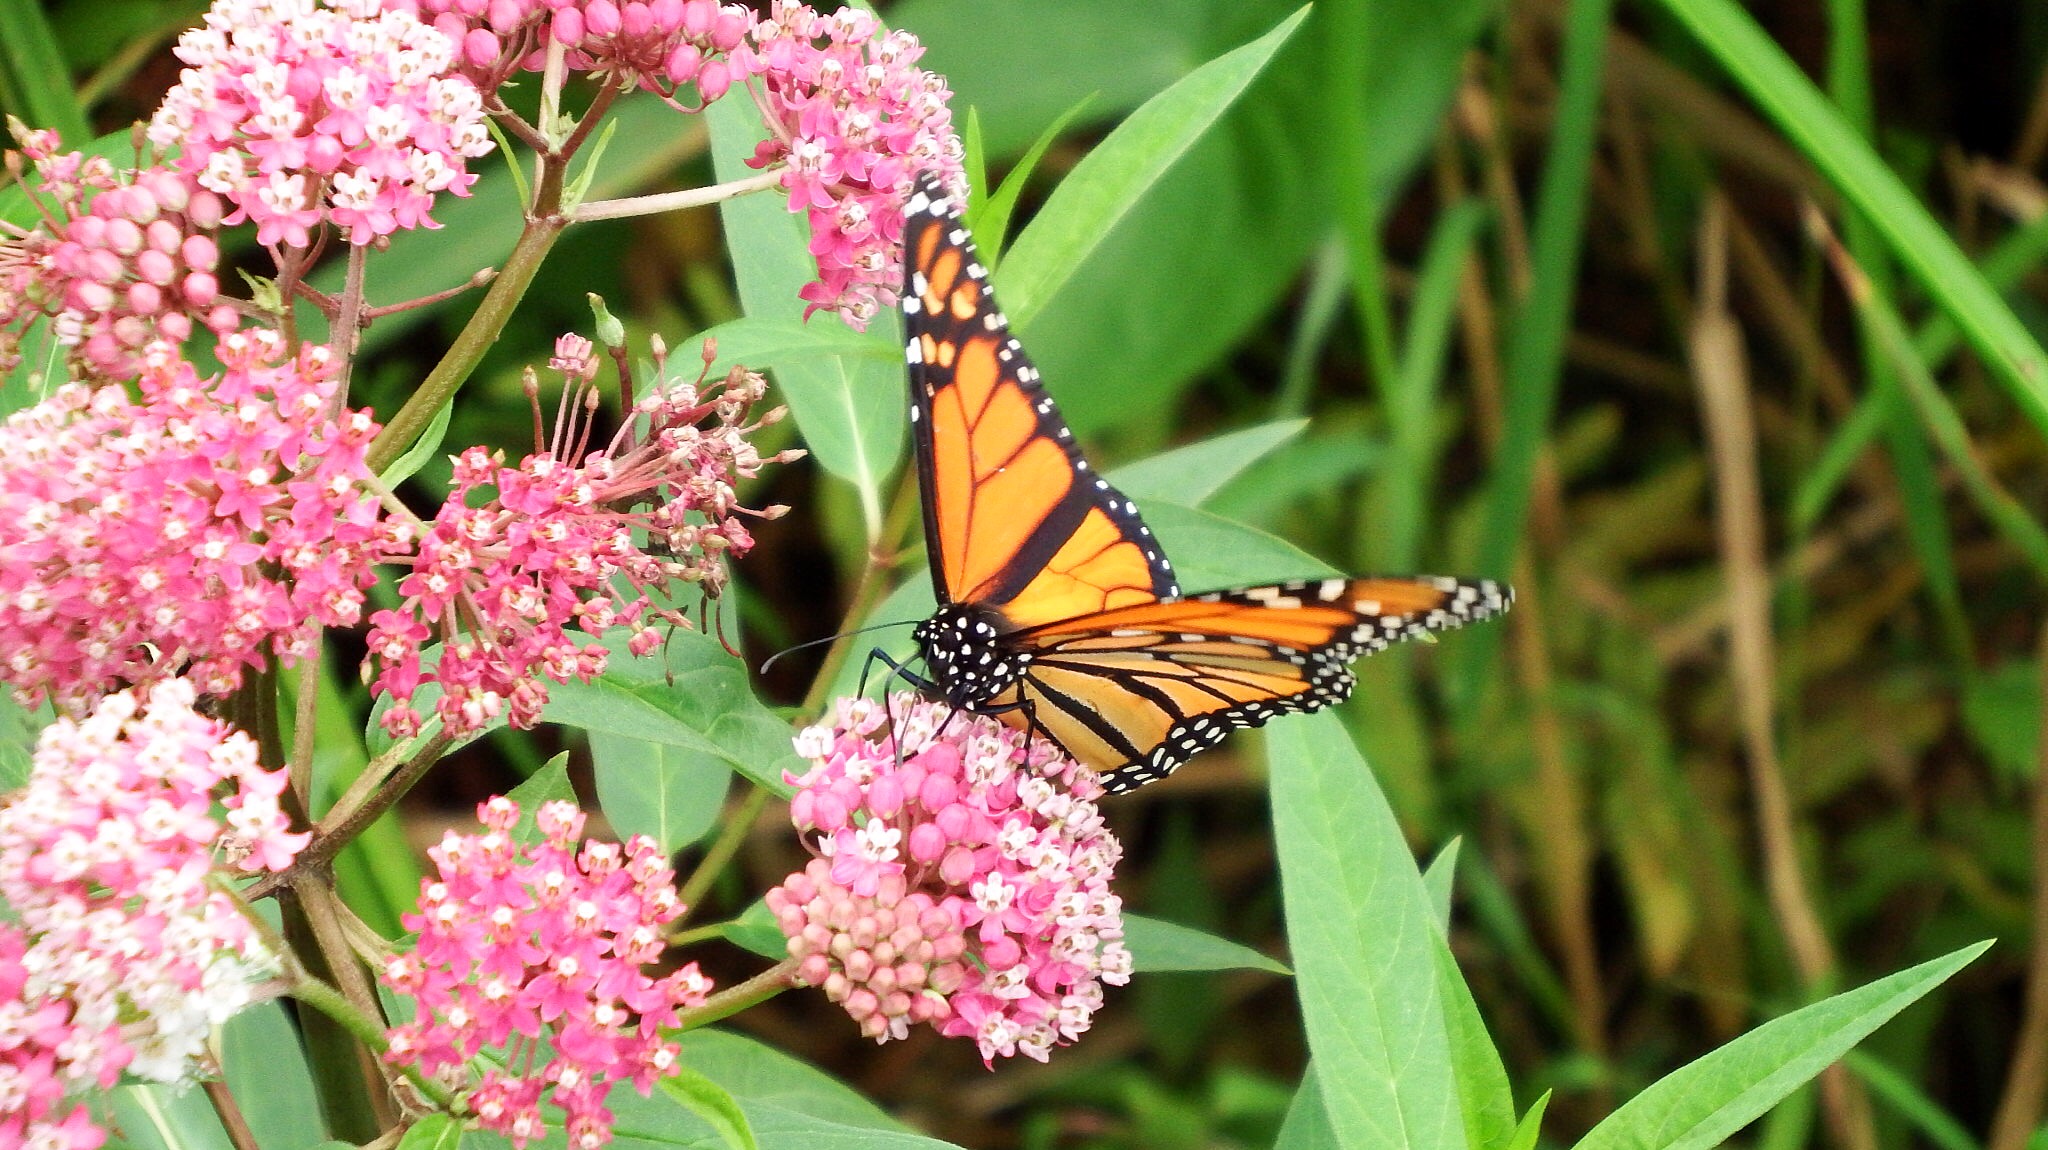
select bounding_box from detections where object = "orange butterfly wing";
[996,576,1513,791]
[901,178,1176,629]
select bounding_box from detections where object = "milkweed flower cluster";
[0,926,108,1150]
[384,797,712,1150]
[0,680,303,1117]
[0,125,237,381]
[0,333,400,713]
[149,0,493,248]
[366,340,794,739]
[387,0,760,109]
[743,1,968,329]
[767,695,1132,1063]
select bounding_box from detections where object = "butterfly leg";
[860,646,938,699]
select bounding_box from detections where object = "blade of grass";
[1276,236,1352,419]
[1846,1052,1982,1150]
[1461,0,1614,699]
[968,92,1096,268]
[0,0,86,142]
[1649,0,2048,438]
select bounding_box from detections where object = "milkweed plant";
[0,2,1984,1149]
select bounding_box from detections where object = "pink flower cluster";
[0,927,108,1150]
[768,696,1131,1063]
[744,2,967,329]
[0,680,303,1106]
[384,797,711,1150]
[387,0,759,109]
[0,333,399,713]
[149,0,493,247]
[0,125,238,381]
[367,339,791,740]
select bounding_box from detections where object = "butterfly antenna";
[758,620,920,676]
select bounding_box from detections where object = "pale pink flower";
[149,0,493,247]
[365,344,792,740]
[0,924,109,1150]
[0,680,302,1091]
[0,124,238,381]
[384,797,711,1150]
[742,3,967,329]
[767,695,1130,1062]
[385,0,760,110]
[0,333,402,712]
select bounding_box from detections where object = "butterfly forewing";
[901,176,1177,629]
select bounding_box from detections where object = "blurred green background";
[10,0,2048,1146]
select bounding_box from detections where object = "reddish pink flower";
[385,797,711,1150]
[767,695,1130,1062]
[385,0,760,111]
[149,0,493,248]
[0,125,238,381]
[0,333,402,712]
[742,3,966,329]
[0,924,109,1150]
[365,346,793,740]
[0,680,302,1093]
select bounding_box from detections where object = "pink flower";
[384,797,711,1150]
[0,124,238,381]
[365,342,794,740]
[742,3,966,329]
[0,333,403,712]
[385,0,759,111]
[0,680,302,1091]
[766,695,1130,1063]
[0,924,109,1150]
[149,0,493,248]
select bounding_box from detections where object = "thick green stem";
[673,961,798,1031]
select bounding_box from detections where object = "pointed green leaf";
[504,751,576,845]
[1573,941,1991,1150]
[1110,419,1310,508]
[1271,711,1465,1150]
[395,1115,461,1150]
[1277,1065,1342,1150]
[658,1066,760,1150]
[1124,913,1290,975]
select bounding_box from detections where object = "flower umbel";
[384,797,711,1150]
[743,2,967,329]
[366,339,793,739]
[149,0,493,247]
[767,695,1131,1063]
[0,123,237,381]
[0,332,400,711]
[0,680,303,1094]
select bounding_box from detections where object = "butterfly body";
[895,173,1511,794]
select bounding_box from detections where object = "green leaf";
[719,897,787,960]
[504,751,576,845]
[1845,1052,1981,1150]
[1124,912,1291,975]
[107,1085,236,1150]
[708,95,903,540]
[695,316,899,376]
[377,398,454,488]
[591,728,732,854]
[1144,500,1339,590]
[968,93,1097,266]
[1270,711,1465,1150]
[1572,941,1991,1150]
[659,1066,761,1150]
[0,0,87,142]
[541,630,801,795]
[1276,1065,1342,1150]
[0,691,50,794]
[394,1114,462,1150]
[1422,838,1463,932]
[998,6,1309,331]
[1109,419,1310,508]
[1650,0,2048,439]
[221,1003,325,1150]
[1506,1094,1552,1150]
[1436,934,1517,1150]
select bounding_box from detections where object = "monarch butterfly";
[891,172,1512,793]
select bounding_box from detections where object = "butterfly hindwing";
[998,576,1513,792]
[901,176,1177,630]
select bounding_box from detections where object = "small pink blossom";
[743,3,966,329]
[0,680,302,1092]
[767,695,1130,1063]
[0,924,109,1150]
[365,342,794,740]
[0,333,402,711]
[0,124,238,381]
[385,797,711,1150]
[385,0,760,110]
[149,0,493,247]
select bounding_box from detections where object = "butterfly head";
[912,602,1031,710]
